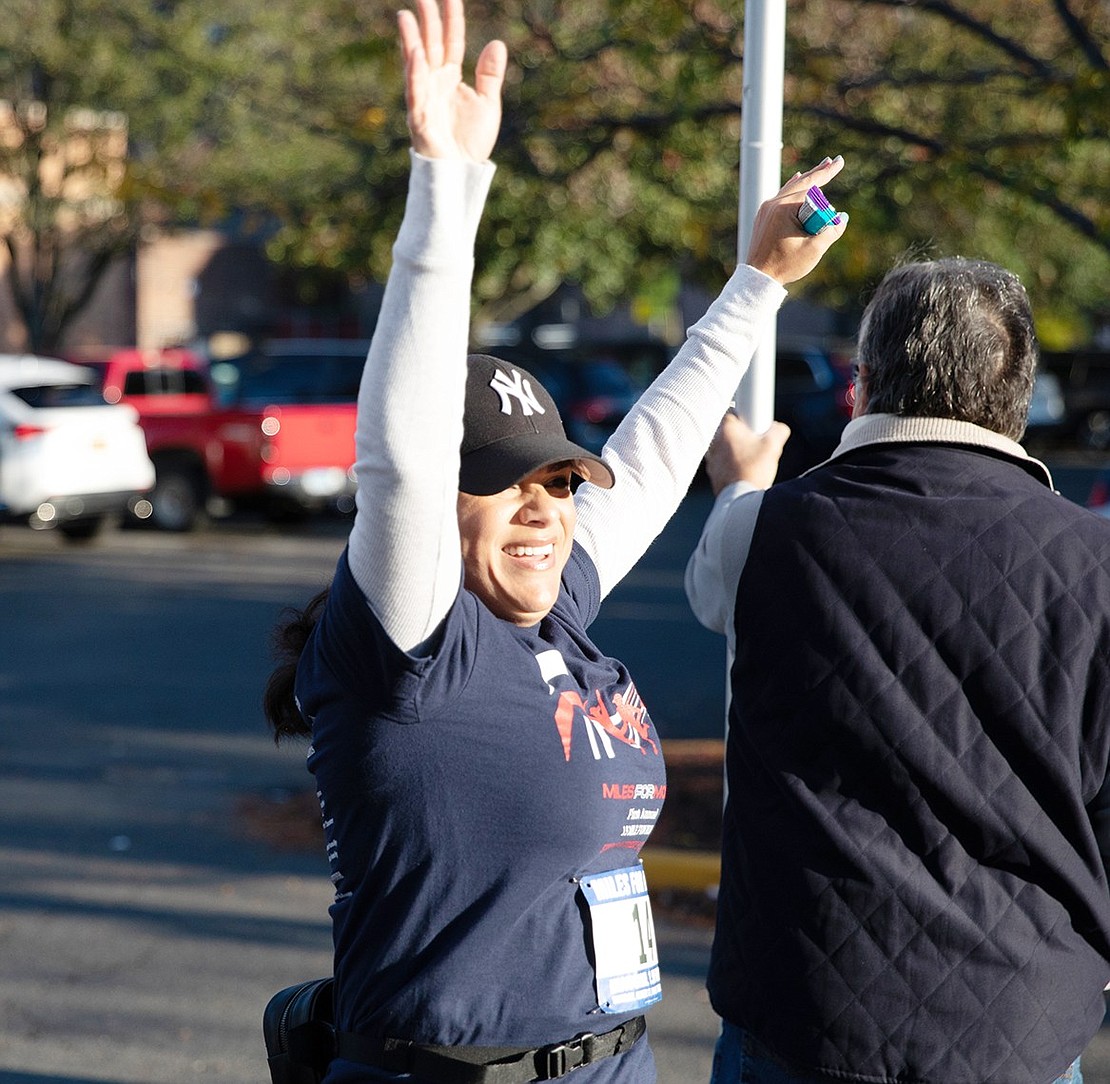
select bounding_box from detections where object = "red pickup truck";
[94,341,365,530]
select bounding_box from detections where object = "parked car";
[770,342,854,480]
[1038,349,1110,448]
[0,354,155,540]
[491,338,853,483]
[1087,472,1110,517]
[214,339,367,407]
[529,356,647,456]
[88,341,364,531]
[1023,369,1067,443]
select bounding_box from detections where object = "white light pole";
[734,0,786,432]
[724,1,787,757]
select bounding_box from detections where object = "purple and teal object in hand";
[797,186,839,235]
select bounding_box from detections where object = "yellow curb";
[641,846,720,893]
[660,738,725,761]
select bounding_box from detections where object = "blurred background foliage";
[0,0,1106,350]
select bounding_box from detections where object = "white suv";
[0,354,155,540]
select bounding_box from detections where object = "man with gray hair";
[686,257,1110,1084]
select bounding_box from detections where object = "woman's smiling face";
[456,462,578,626]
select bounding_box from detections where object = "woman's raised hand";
[398,0,507,163]
[746,156,848,286]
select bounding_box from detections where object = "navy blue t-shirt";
[296,544,665,1081]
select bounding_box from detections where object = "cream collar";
[821,413,1054,488]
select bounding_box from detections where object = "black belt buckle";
[538,1031,596,1078]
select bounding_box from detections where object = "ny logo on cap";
[490,367,546,417]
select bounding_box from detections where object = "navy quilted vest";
[710,442,1110,1084]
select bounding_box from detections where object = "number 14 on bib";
[580,863,663,1013]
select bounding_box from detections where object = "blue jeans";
[710,1020,1083,1084]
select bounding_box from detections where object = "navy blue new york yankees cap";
[459,354,615,496]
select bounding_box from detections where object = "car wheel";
[151,467,204,532]
[265,500,311,526]
[58,516,105,543]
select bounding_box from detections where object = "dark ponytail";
[263,588,329,743]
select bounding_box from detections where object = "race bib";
[580,863,662,1013]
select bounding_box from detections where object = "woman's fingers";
[417,0,445,69]
[441,0,466,68]
[397,9,427,115]
[397,8,421,66]
[776,155,844,198]
[473,39,508,102]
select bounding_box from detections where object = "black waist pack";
[263,977,336,1084]
[264,976,646,1084]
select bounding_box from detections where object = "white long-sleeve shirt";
[348,152,787,653]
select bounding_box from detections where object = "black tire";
[150,466,205,532]
[58,516,105,543]
[264,500,311,526]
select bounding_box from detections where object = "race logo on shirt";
[535,648,659,762]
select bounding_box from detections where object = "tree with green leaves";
[262,0,1108,346]
[785,0,1110,345]
[0,0,395,351]
[0,0,1106,351]
[461,0,1109,345]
